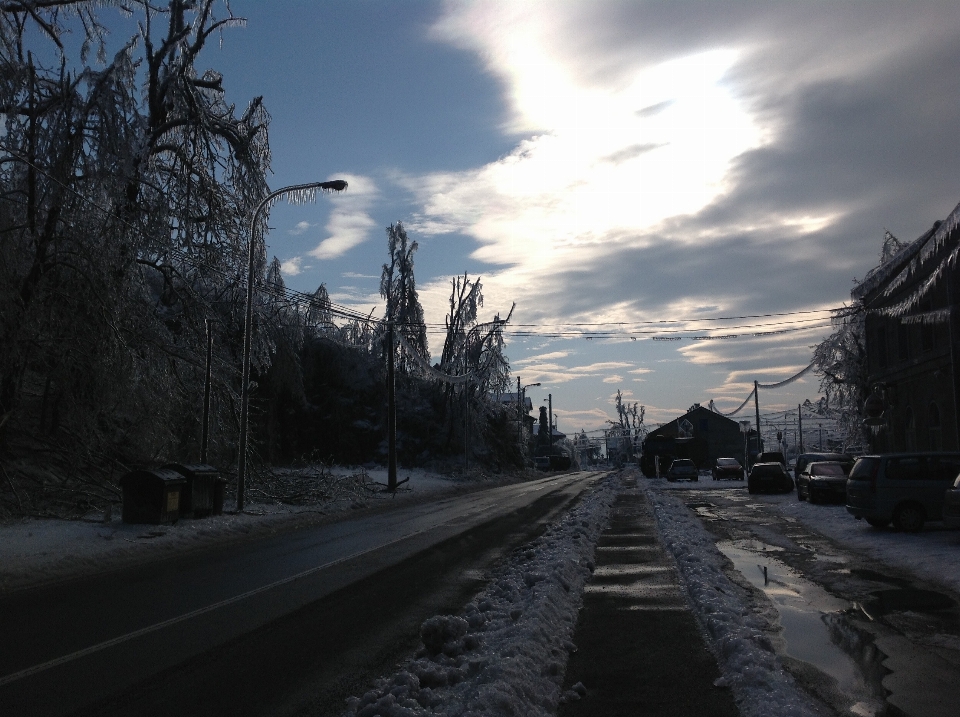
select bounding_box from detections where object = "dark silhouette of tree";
[379,222,428,374]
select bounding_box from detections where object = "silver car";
[666,459,698,482]
[943,473,960,529]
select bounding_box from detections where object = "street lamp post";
[236,180,347,512]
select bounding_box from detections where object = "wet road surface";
[676,482,960,717]
[0,472,601,716]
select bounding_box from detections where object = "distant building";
[855,202,960,452]
[494,391,536,437]
[641,405,745,475]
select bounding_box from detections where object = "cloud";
[342,271,379,279]
[405,2,960,432]
[308,174,380,260]
[288,221,314,236]
[513,351,570,365]
[280,256,305,276]
[602,375,623,384]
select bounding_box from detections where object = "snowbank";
[342,475,617,717]
[642,480,829,717]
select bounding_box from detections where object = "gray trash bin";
[162,463,223,518]
[120,469,187,524]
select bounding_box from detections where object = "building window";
[904,406,916,451]
[898,323,910,362]
[876,326,888,369]
[930,402,942,450]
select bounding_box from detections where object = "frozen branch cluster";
[0,0,275,514]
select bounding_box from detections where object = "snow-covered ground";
[652,476,960,595]
[339,472,960,717]
[0,467,470,594]
[646,475,960,717]
[341,474,618,717]
[6,468,960,716]
[645,479,831,717]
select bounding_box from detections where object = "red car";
[712,457,744,481]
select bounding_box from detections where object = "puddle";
[718,539,885,715]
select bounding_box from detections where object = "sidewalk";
[558,474,739,716]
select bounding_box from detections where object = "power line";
[2,149,841,343]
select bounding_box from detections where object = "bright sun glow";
[416,8,765,279]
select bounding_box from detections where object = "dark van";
[795,452,855,477]
[846,453,960,531]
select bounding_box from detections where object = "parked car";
[748,462,793,494]
[667,459,698,482]
[755,451,786,466]
[846,453,960,531]
[794,452,855,478]
[712,457,744,481]
[943,473,960,529]
[796,461,848,503]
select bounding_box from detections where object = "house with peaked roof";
[854,201,960,453]
[640,404,744,475]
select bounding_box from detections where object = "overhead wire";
[2,148,841,342]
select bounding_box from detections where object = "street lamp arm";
[250,180,349,229]
[237,179,347,511]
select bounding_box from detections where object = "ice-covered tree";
[607,389,646,463]
[0,0,273,513]
[810,233,903,450]
[379,222,429,374]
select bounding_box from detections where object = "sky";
[124,1,960,437]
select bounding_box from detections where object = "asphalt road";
[0,471,603,717]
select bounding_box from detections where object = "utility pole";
[754,380,761,464]
[387,322,397,491]
[798,404,804,453]
[517,376,522,448]
[201,318,213,464]
[548,393,553,446]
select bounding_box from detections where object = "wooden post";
[201,318,213,464]
[754,381,761,464]
[388,322,397,491]
[798,404,804,453]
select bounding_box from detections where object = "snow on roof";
[853,197,960,304]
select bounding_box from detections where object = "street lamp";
[237,180,347,511]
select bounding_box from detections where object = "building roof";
[648,404,741,438]
[492,392,533,411]
[852,198,960,315]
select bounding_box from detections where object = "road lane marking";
[0,525,436,687]
[0,473,600,687]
